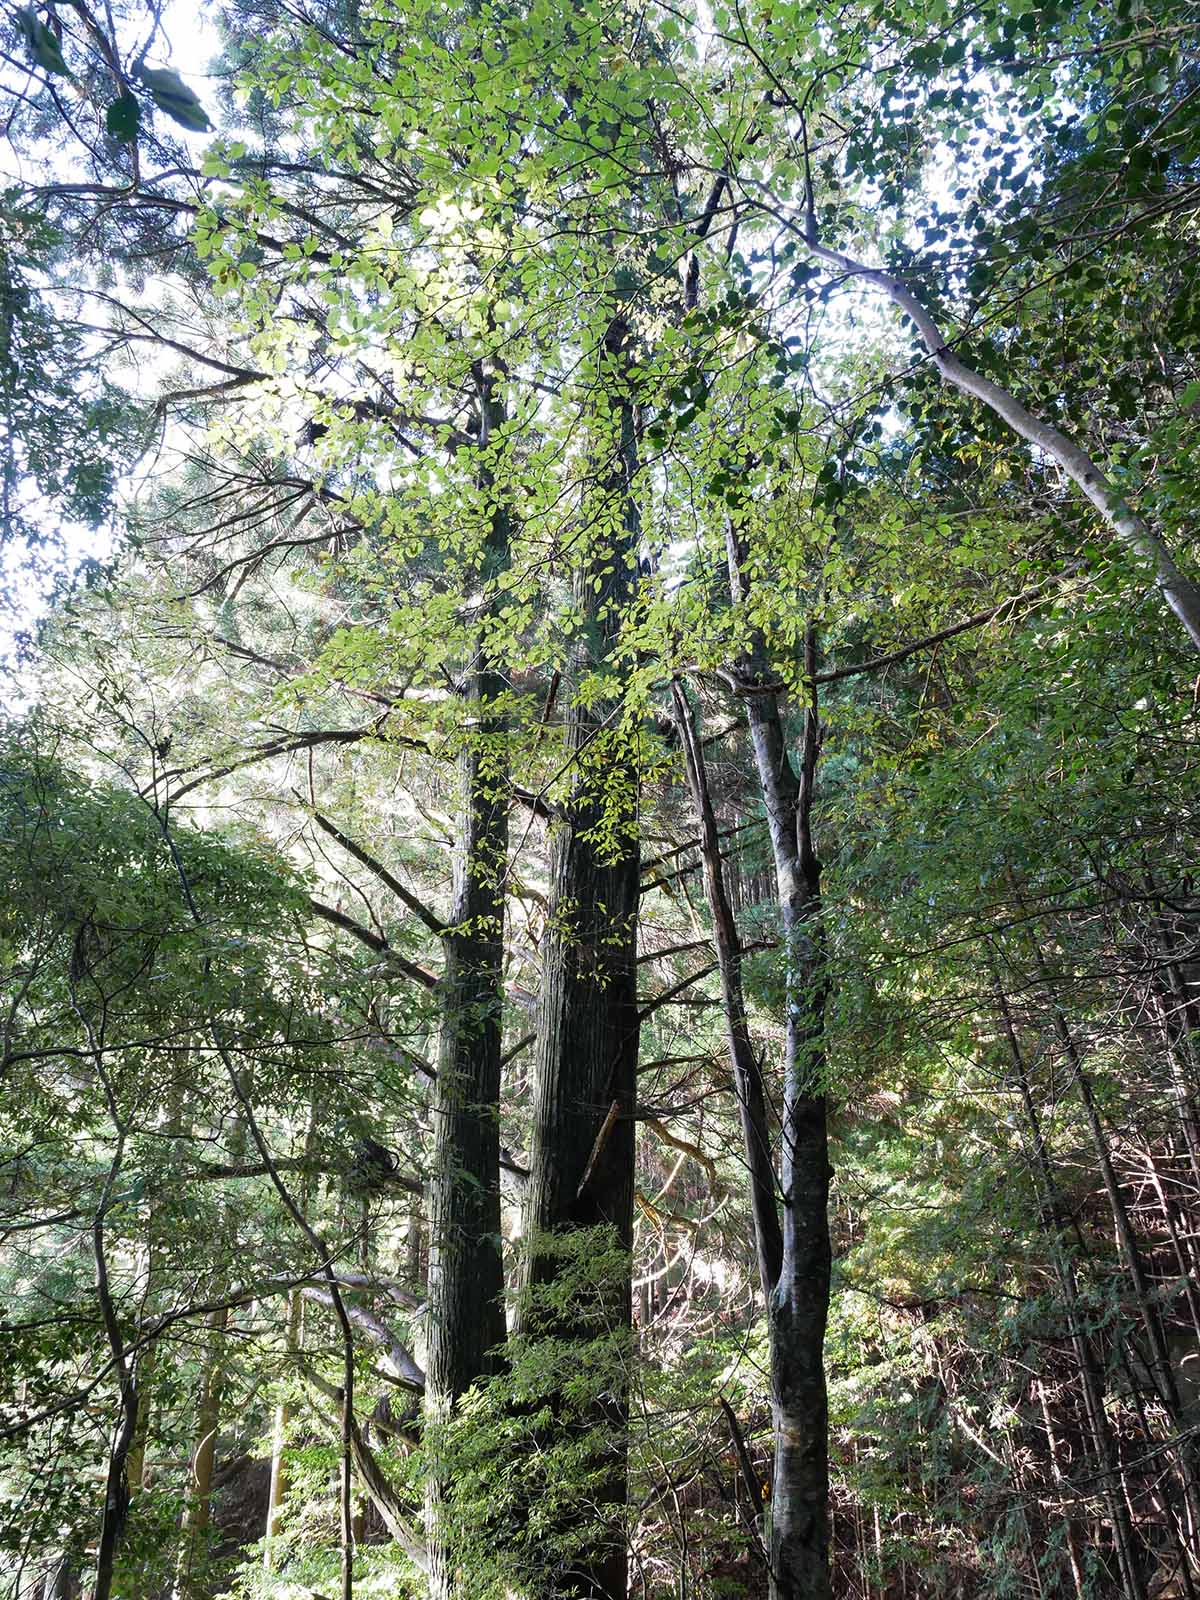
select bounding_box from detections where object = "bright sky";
[0,1,223,685]
[0,1,1028,692]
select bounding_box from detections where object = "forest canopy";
[1,0,1199,1598]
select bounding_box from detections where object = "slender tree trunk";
[264,1289,303,1570]
[264,1100,317,1572]
[517,317,642,1600]
[123,1337,153,1500]
[723,538,833,1600]
[127,1075,187,1504]
[406,1203,424,1289]
[801,227,1200,650]
[1003,1417,1046,1600]
[1031,945,1200,1553]
[174,1305,228,1600]
[1139,1141,1200,1349]
[41,1558,77,1600]
[994,979,1147,1600]
[670,678,782,1302]
[1035,1377,1088,1600]
[172,1105,249,1600]
[92,1141,138,1600]
[1147,899,1200,1194]
[93,1363,137,1599]
[424,363,513,1600]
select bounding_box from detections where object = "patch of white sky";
[0,0,1051,681]
[657,19,1046,584]
[0,0,226,691]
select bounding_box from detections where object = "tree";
[3,0,1200,1597]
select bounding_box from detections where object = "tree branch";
[308,900,439,990]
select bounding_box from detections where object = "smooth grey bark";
[722,539,833,1600]
[517,318,642,1600]
[796,227,1200,652]
[670,677,782,1304]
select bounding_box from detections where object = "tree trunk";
[41,1558,78,1600]
[517,318,642,1600]
[994,978,1147,1600]
[1146,896,1200,1195]
[1034,1377,1088,1600]
[127,1077,187,1504]
[173,1306,228,1600]
[264,1289,303,1570]
[92,1142,139,1600]
[1051,998,1200,1563]
[670,678,782,1305]
[264,1099,318,1572]
[1031,946,1200,1546]
[123,1338,153,1499]
[519,749,639,1600]
[424,363,513,1600]
[723,546,832,1600]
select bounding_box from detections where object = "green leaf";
[136,65,212,132]
[613,265,639,300]
[14,7,70,76]
[104,92,141,142]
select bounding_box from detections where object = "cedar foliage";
[1,0,1199,1597]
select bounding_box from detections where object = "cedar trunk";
[425,367,513,1600]
[518,319,641,1600]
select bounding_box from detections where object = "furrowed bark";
[517,317,642,1600]
[424,363,513,1600]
